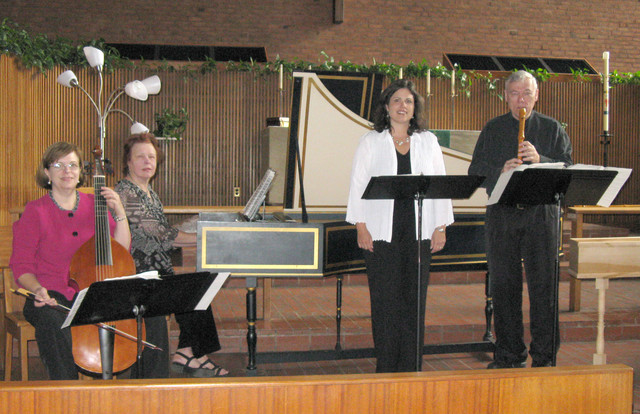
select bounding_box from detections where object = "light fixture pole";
[57,46,161,153]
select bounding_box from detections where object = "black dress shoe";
[487,360,526,369]
[531,360,553,367]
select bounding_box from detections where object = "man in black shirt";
[469,70,573,368]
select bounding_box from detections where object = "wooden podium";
[568,236,640,364]
[567,205,640,311]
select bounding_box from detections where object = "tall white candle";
[426,69,431,95]
[279,64,283,90]
[603,51,610,132]
[451,66,456,96]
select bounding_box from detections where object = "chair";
[3,267,36,380]
[0,225,15,373]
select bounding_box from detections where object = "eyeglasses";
[507,90,535,99]
[49,162,80,171]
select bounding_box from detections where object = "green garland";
[3,17,639,88]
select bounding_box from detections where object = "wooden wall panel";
[0,364,633,414]
[1,55,638,229]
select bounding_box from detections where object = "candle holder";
[600,130,612,167]
[450,93,456,130]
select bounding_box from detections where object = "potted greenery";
[153,107,189,140]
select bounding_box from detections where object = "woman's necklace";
[49,190,79,212]
[127,176,151,198]
[393,136,410,146]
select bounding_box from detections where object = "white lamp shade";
[83,46,104,70]
[57,70,78,88]
[124,80,149,101]
[141,75,161,95]
[130,122,150,135]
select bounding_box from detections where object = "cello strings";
[94,174,113,281]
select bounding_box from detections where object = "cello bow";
[12,288,162,351]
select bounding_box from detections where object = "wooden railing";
[0,364,632,413]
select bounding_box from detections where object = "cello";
[69,148,145,378]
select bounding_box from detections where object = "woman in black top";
[115,133,228,377]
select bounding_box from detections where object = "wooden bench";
[568,236,640,364]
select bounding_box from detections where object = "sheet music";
[488,163,632,207]
[61,271,160,329]
[61,288,87,329]
[241,168,276,221]
[195,272,230,311]
[102,270,161,281]
[487,163,565,205]
[567,164,633,207]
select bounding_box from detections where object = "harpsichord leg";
[246,277,258,370]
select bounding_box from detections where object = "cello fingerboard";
[93,174,113,266]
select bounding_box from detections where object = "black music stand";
[362,174,485,371]
[63,271,229,379]
[489,167,620,366]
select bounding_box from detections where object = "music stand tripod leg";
[335,275,343,352]
[98,327,115,379]
[551,195,563,367]
[415,194,424,372]
[133,305,146,379]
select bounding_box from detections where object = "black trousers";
[130,306,221,378]
[133,264,221,376]
[175,305,221,356]
[22,290,78,380]
[23,290,170,379]
[22,294,219,379]
[486,204,560,365]
[364,239,431,373]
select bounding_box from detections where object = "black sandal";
[172,351,229,377]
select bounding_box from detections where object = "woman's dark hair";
[372,79,427,135]
[36,142,85,189]
[122,133,164,178]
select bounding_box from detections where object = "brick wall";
[4,0,640,72]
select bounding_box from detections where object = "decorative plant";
[570,67,593,82]
[0,18,129,73]
[153,107,189,140]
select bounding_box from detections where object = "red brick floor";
[210,276,640,352]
